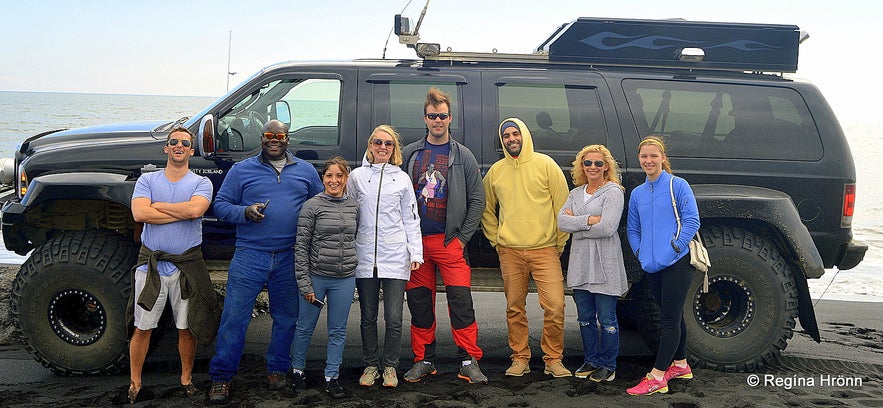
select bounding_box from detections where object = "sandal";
[128,381,140,404]
[181,383,199,397]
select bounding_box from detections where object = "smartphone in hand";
[259,199,270,214]
[311,298,325,308]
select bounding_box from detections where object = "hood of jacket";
[498,117,536,165]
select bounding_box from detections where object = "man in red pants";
[400,87,487,384]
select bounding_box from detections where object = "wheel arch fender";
[21,172,135,208]
[692,184,824,279]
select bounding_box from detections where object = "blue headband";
[500,121,519,134]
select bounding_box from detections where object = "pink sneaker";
[663,363,693,382]
[627,374,668,396]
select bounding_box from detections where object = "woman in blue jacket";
[626,136,700,396]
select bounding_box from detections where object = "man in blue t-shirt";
[129,127,213,403]
[400,88,487,384]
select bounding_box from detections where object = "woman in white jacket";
[348,124,423,388]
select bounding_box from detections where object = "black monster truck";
[0,16,866,375]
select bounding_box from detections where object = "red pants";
[406,234,482,361]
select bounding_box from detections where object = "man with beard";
[481,118,572,378]
[208,119,323,404]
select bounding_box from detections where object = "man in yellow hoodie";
[481,118,572,378]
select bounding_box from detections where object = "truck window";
[623,79,822,160]
[497,84,606,155]
[374,81,460,145]
[216,78,341,154]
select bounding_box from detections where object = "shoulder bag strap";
[670,176,681,240]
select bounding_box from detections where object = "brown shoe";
[505,360,531,377]
[267,373,287,390]
[208,381,231,404]
[544,361,573,378]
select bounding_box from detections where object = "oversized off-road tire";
[685,225,798,372]
[10,230,137,375]
[617,277,662,354]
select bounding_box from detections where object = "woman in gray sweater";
[557,144,628,383]
[290,156,359,399]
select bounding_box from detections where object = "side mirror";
[198,114,215,159]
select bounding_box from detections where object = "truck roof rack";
[414,17,802,73]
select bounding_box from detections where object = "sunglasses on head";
[583,160,605,168]
[262,132,288,140]
[371,139,395,147]
[167,138,192,147]
[425,113,450,120]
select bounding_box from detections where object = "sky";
[1,0,880,124]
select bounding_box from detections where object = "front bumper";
[1,199,33,255]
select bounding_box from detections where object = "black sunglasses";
[371,139,395,147]
[425,113,451,120]
[167,138,192,147]
[583,160,605,168]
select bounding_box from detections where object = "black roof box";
[537,18,800,72]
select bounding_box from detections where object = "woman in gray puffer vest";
[290,156,359,399]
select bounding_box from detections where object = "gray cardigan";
[294,192,359,296]
[557,182,629,296]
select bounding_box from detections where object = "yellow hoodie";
[481,117,570,252]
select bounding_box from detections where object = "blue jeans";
[290,275,356,379]
[356,277,406,368]
[572,289,619,371]
[209,248,299,381]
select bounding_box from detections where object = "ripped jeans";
[572,289,619,371]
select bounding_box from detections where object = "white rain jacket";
[348,156,423,279]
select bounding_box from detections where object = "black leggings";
[645,255,694,371]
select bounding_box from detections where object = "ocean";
[0,90,880,301]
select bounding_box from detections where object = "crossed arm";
[132,196,211,225]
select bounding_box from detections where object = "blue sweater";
[214,152,323,252]
[627,171,700,273]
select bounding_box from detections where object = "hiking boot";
[505,360,530,377]
[458,358,488,384]
[663,363,693,382]
[574,362,598,379]
[589,367,616,382]
[326,378,346,399]
[544,361,573,378]
[207,381,231,404]
[359,366,380,386]
[627,373,668,396]
[382,366,399,387]
[267,373,287,390]
[404,361,437,383]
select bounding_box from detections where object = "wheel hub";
[693,275,755,338]
[48,289,107,346]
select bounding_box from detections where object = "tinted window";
[623,79,822,160]
[497,84,606,153]
[216,78,341,154]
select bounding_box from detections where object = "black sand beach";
[0,265,881,407]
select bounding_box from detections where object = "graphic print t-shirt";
[412,141,449,235]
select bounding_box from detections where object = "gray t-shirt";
[132,170,213,276]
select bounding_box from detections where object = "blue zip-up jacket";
[627,171,700,273]
[214,151,323,252]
